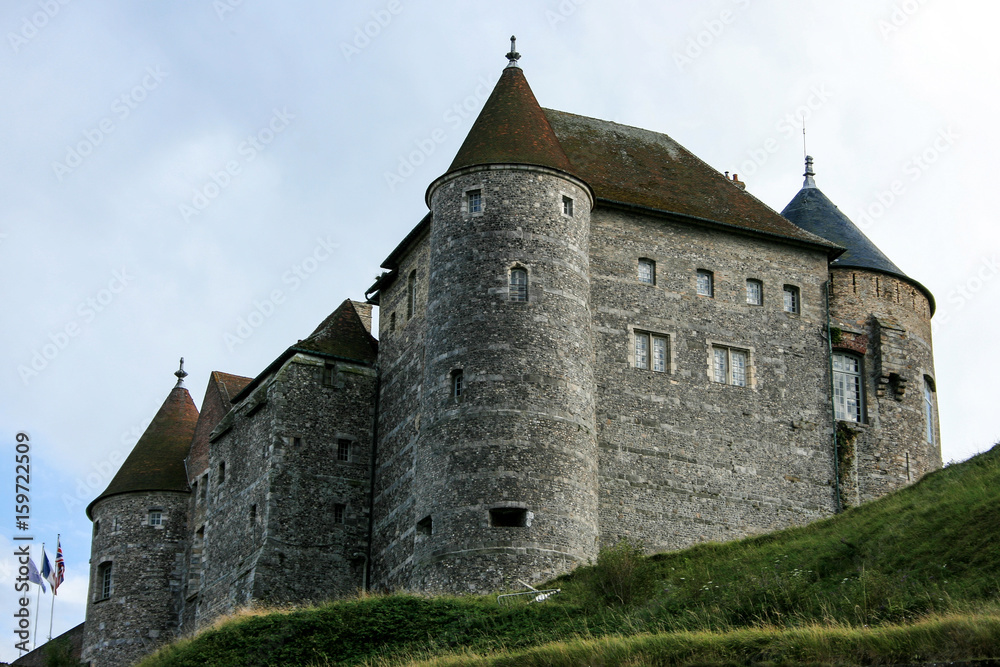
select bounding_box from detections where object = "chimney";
[351,301,373,334]
[731,173,746,190]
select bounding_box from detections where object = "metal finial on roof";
[174,357,188,387]
[505,35,521,68]
[803,155,817,189]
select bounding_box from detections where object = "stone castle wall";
[590,207,839,551]
[82,491,189,667]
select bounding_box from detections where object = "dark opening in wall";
[416,515,432,536]
[489,508,528,527]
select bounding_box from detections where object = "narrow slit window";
[451,369,464,402]
[924,378,935,444]
[509,268,527,302]
[407,271,416,320]
[218,461,226,484]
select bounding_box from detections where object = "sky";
[1,0,998,660]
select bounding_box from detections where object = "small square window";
[638,259,655,285]
[467,189,483,214]
[783,285,800,314]
[697,270,714,297]
[746,280,762,305]
[562,196,574,216]
[337,439,351,462]
[333,503,346,524]
[149,511,162,526]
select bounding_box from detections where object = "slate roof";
[445,65,576,177]
[781,178,935,312]
[232,300,378,403]
[87,382,199,518]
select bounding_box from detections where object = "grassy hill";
[140,444,1000,666]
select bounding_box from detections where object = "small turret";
[82,361,198,667]
[781,158,941,506]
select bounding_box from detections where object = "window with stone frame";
[712,345,749,387]
[783,285,800,314]
[634,331,669,372]
[562,195,574,216]
[218,461,226,485]
[97,562,112,601]
[389,312,396,333]
[337,439,351,462]
[467,189,483,214]
[333,503,346,524]
[746,279,763,305]
[697,269,714,297]
[832,352,863,422]
[451,369,464,402]
[509,267,527,302]
[93,520,100,537]
[148,510,163,526]
[638,258,655,285]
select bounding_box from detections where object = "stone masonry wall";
[371,229,430,591]
[829,268,940,504]
[414,166,599,593]
[82,491,189,667]
[590,207,839,552]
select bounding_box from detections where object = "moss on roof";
[87,383,198,518]
[446,66,576,176]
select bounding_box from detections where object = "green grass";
[139,443,1000,667]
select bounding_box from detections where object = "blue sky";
[2,1,997,660]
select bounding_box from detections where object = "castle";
[80,45,941,666]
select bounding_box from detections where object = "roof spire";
[174,357,188,387]
[505,35,521,68]
[803,155,816,189]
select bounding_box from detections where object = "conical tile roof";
[445,65,576,177]
[87,378,198,518]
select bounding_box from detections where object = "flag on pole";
[53,539,65,595]
[41,547,56,592]
[27,558,46,593]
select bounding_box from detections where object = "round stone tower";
[82,361,198,667]
[782,158,940,507]
[412,43,598,592]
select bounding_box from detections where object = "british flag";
[53,538,64,595]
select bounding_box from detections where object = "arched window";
[509,267,527,302]
[832,352,863,422]
[407,271,416,319]
[924,377,936,444]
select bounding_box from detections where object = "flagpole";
[48,534,60,642]
[35,542,44,649]
[48,589,55,642]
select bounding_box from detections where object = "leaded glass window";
[832,352,863,422]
